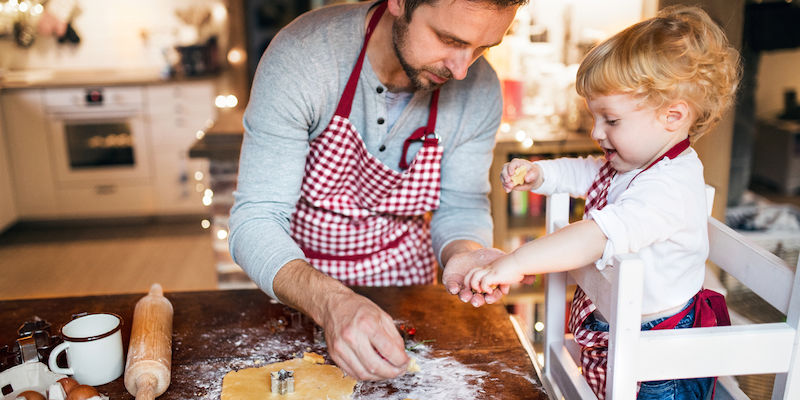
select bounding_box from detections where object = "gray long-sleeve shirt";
[229,1,502,299]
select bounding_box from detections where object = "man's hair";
[575,6,741,139]
[402,0,529,22]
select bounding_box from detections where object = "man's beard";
[391,16,452,92]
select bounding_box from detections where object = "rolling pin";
[124,283,174,400]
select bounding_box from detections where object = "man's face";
[391,0,517,91]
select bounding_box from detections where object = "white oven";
[44,87,152,185]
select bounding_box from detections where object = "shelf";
[495,131,601,157]
[508,214,545,229]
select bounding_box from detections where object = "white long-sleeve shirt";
[534,150,709,314]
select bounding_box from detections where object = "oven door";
[47,109,151,184]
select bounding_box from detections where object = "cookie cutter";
[1,319,62,373]
[269,369,295,394]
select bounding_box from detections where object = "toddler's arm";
[465,219,608,294]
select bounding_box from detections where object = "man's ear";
[662,101,691,132]
[387,0,405,18]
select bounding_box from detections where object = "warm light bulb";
[194,171,204,181]
[500,122,511,133]
[522,137,534,148]
[216,229,228,240]
[201,219,211,229]
[195,130,205,140]
[515,130,526,142]
[534,321,544,332]
[215,95,227,108]
[227,48,245,65]
[202,196,213,206]
[211,3,227,21]
[225,94,238,108]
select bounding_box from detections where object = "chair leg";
[606,255,645,400]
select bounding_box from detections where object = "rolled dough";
[221,353,357,400]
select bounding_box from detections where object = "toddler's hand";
[463,264,524,297]
[500,159,540,193]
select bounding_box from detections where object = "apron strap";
[334,1,387,118]
[399,89,440,170]
[626,137,690,189]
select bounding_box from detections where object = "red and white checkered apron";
[568,138,692,399]
[290,2,441,286]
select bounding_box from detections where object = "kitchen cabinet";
[0,109,17,231]
[1,80,216,220]
[1,89,60,218]
[146,81,215,214]
[752,119,800,194]
[3,86,157,218]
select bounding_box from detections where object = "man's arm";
[273,259,409,380]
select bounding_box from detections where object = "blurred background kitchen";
[0,0,798,397]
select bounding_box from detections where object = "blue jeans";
[584,300,714,400]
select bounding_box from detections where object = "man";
[229,0,525,381]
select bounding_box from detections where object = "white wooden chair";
[540,190,800,400]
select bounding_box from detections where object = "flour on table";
[354,344,491,400]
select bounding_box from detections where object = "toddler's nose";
[591,126,606,141]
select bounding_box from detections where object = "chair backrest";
[540,192,800,400]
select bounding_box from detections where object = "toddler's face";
[585,93,681,173]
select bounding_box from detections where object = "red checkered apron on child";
[567,138,730,399]
[289,2,442,286]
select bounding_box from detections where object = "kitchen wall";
[757,49,800,118]
[0,0,228,74]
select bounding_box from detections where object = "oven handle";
[46,108,144,120]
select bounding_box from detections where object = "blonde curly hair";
[576,6,741,140]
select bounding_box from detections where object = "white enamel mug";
[48,313,124,386]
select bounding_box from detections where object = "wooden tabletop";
[0,286,548,399]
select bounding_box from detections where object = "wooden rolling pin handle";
[124,283,174,399]
[134,373,157,400]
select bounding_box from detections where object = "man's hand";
[273,259,408,381]
[442,246,508,307]
[321,290,409,380]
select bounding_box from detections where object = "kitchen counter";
[189,108,245,160]
[0,68,217,89]
[0,286,547,399]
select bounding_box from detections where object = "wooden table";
[0,286,548,399]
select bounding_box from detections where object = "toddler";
[464,6,740,399]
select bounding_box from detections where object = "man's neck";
[366,6,413,92]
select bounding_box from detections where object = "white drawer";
[145,82,215,116]
[57,183,155,216]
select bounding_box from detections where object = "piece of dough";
[221,354,357,400]
[406,357,420,373]
[511,166,528,186]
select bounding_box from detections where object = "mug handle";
[48,341,73,375]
